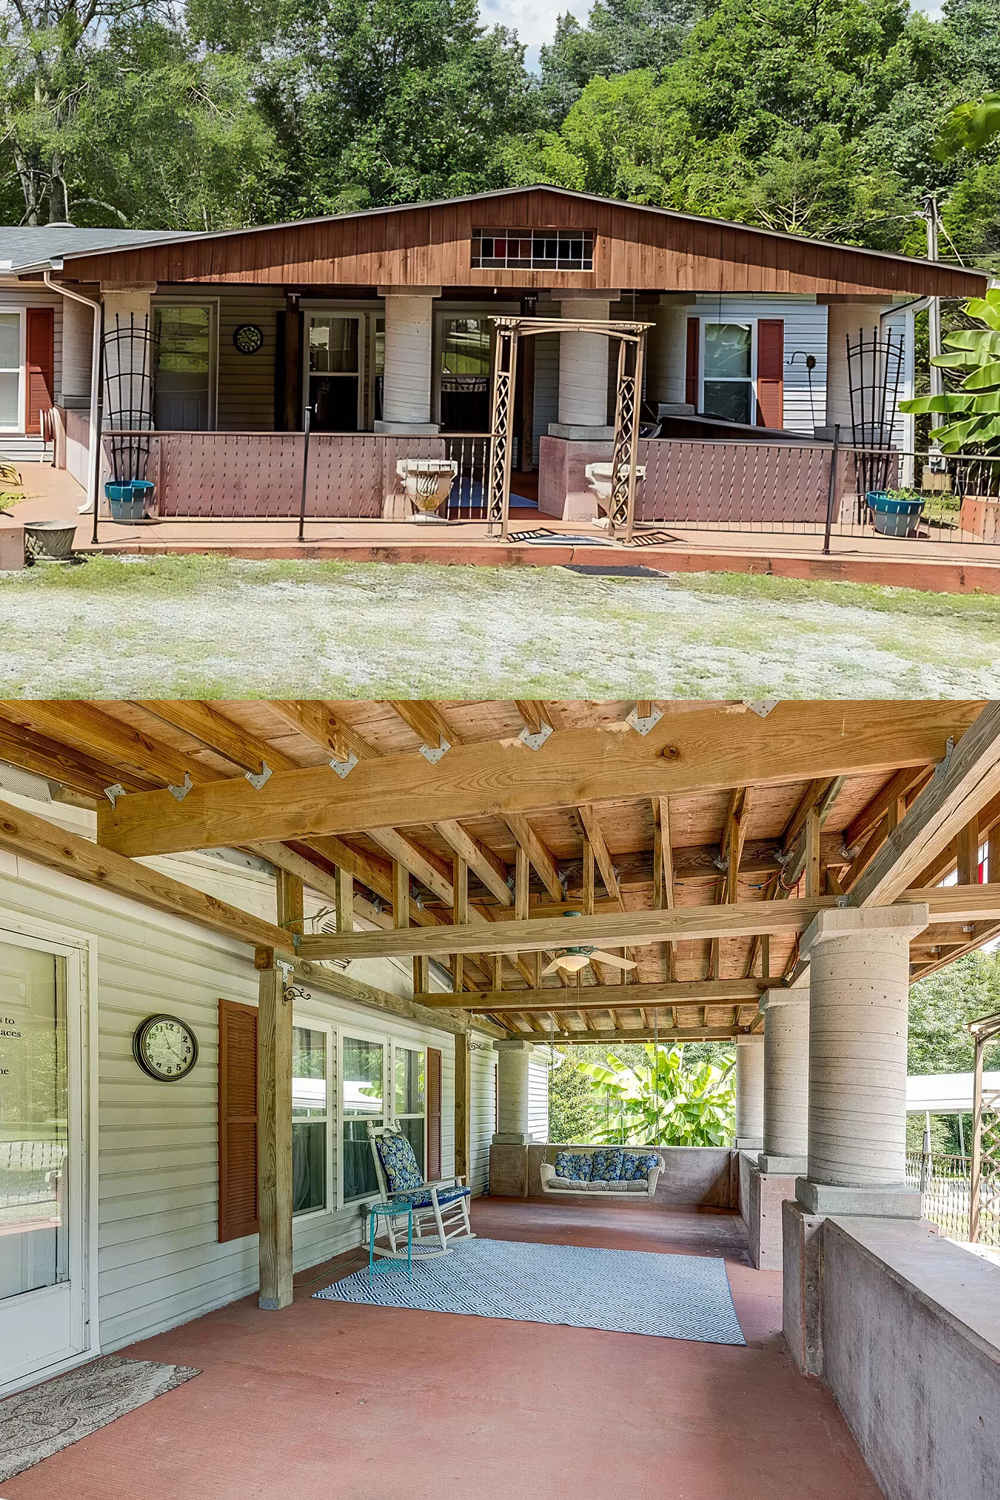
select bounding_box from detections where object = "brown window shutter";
[756,319,784,428]
[26,308,55,436]
[426,1047,442,1181]
[219,998,259,1242]
[685,318,699,409]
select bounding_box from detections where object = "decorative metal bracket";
[626,704,663,736]
[419,739,451,764]
[329,749,359,779]
[245,761,272,791]
[932,736,955,781]
[104,783,126,808]
[745,700,779,718]
[168,773,193,802]
[518,721,553,751]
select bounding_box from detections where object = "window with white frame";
[701,321,755,425]
[340,1034,426,1205]
[292,1024,330,1216]
[0,312,22,431]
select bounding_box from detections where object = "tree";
[573,1042,736,1147]
[539,0,696,123]
[901,288,1000,452]
[906,949,1000,1157]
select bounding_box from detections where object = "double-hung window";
[701,322,755,425]
[340,1034,427,1205]
[292,1024,331,1216]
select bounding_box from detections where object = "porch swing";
[538,1000,664,1199]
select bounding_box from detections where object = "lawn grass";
[0,555,997,698]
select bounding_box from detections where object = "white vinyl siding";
[469,1042,497,1195]
[691,295,828,434]
[0,805,474,1361]
[0,281,62,456]
[528,1051,549,1143]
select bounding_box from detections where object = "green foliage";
[936,94,1000,159]
[901,288,1000,451]
[539,0,696,122]
[566,1042,736,1147]
[908,948,1000,1075]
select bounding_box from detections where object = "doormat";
[314,1237,745,1344]
[562,563,669,578]
[507,530,613,546]
[0,1355,201,1483]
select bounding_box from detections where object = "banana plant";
[576,1043,736,1148]
[900,289,1000,453]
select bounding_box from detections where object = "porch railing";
[905,1150,1000,1246]
[101,430,490,522]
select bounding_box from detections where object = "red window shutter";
[26,308,55,436]
[685,318,699,409]
[756,319,784,429]
[219,999,259,1242]
[426,1047,442,1181]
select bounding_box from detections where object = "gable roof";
[12,186,988,300]
[0,225,195,273]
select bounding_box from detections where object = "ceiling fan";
[541,911,638,978]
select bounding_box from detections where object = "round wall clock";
[233,324,264,354]
[133,1014,199,1081]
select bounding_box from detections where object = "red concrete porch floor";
[4,1200,883,1500]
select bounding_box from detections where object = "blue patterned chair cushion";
[620,1152,661,1182]
[391,1185,471,1209]
[590,1148,624,1182]
[554,1151,592,1181]
[376,1132,424,1192]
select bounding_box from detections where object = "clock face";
[233,323,264,354]
[133,1014,198,1081]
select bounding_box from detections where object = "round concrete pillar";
[796,904,929,1217]
[645,302,689,412]
[759,987,809,1174]
[549,295,615,438]
[735,1036,764,1151]
[493,1039,533,1144]
[376,287,441,434]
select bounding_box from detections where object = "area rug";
[313,1237,745,1344]
[0,1354,201,1483]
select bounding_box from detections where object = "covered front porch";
[2,1196,880,1500]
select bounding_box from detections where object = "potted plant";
[104,478,155,523]
[865,486,926,538]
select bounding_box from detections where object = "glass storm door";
[0,933,87,1391]
[439,316,491,431]
[153,304,216,430]
[307,315,363,431]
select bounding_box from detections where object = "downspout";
[43,266,101,515]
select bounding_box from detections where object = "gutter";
[43,267,101,516]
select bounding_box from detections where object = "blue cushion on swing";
[554,1151,592,1181]
[620,1152,661,1181]
[590,1148,624,1182]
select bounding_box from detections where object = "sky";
[481,0,944,68]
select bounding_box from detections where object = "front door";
[0,929,89,1392]
[306,315,363,431]
[153,303,216,430]
[439,316,491,432]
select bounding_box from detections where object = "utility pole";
[922,193,943,400]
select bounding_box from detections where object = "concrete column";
[645,299,691,414]
[100,282,157,429]
[759,986,809,1175]
[796,904,930,1218]
[735,1035,764,1151]
[493,1038,532,1145]
[548,291,618,439]
[59,294,95,407]
[375,286,441,434]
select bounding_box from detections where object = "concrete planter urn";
[396,458,458,524]
[23,518,79,564]
[585,461,646,526]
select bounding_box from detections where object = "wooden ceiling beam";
[267,700,377,764]
[849,704,1000,907]
[577,804,623,909]
[435,819,512,905]
[2,701,213,790]
[417,978,768,1011]
[385,700,458,752]
[503,812,564,902]
[0,718,159,800]
[137,701,297,777]
[95,701,981,859]
[552,1027,746,1044]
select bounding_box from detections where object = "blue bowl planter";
[866,490,925,539]
[105,479,154,523]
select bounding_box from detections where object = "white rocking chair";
[367,1122,475,1260]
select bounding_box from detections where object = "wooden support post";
[275,869,304,937]
[761,934,770,982]
[257,963,293,1310]
[805,805,822,898]
[455,1030,471,1182]
[957,817,981,886]
[335,866,353,933]
[582,837,596,917]
[412,955,429,994]
[393,859,409,928]
[989,824,1000,886]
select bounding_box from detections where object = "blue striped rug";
[313,1237,745,1344]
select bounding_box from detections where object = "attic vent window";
[472,229,594,271]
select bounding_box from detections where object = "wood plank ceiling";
[0,697,995,1044]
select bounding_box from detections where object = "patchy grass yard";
[0,555,998,698]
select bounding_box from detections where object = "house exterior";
[1,188,986,520]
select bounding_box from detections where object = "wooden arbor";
[486,316,652,542]
[969,1009,1000,1244]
